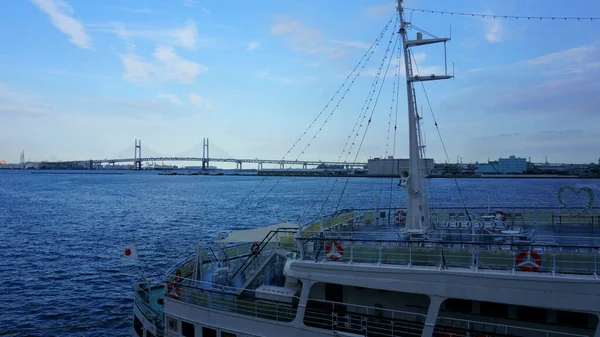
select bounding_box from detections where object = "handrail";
[299,238,600,278]
[231,228,297,279]
[437,316,590,337]
[297,236,600,250]
[165,277,300,323]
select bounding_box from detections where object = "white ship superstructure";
[131,1,600,336]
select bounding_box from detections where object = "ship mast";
[397,0,452,232]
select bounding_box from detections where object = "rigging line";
[335,32,401,212]
[409,49,435,214]
[408,24,438,39]
[256,15,397,210]
[388,36,402,212]
[0,317,127,335]
[314,17,399,211]
[409,49,471,221]
[379,30,401,211]
[321,19,400,210]
[240,14,395,212]
[405,8,600,21]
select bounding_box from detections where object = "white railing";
[304,298,427,337]
[436,316,591,337]
[134,284,163,325]
[299,207,600,236]
[299,238,600,278]
[165,277,299,323]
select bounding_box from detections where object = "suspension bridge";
[40,138,367,170]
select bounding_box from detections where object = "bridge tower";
[134,139,142,170]
[202,138,210,170]
[19,150,25,169]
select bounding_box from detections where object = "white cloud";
[31,0,92,49]
[519,43,600,75]
[119,7,161,14]
[255,69,316,85]
[168,20,197,50]
[188,93,211,109]
[92,20,200,50]
[365,3,396,17]
[156,94,183,106]
[184,0,197,7]
[483,17,502,43]
[270,15,367,60]
[247,41,260,51]
[120,46,208,84]
[330,40,370,50]
[0,83,51,117]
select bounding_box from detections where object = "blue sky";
[1,0,599,166]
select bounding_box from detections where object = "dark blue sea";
[1,170,599,336]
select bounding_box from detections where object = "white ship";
[131,1,600,336]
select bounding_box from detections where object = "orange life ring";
[516,250,542,272]
[174,269,183,283]
[251,242,260,255]
[439,331,459,337]
[167,283,180,298]
[325,241,344,261]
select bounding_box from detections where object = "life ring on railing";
[395,210,406,223]
[438,331,459,337]
[325,241,344,261]
[495,210,507,222]
[167,283,180,299]
[251,242,260,255]
[174,269,183,283]
[516,250,542,272]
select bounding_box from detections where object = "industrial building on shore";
[367,156,435,177]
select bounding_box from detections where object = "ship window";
[202,327,217,337]
[167,317,178,332]
[221,332,237,337]
[181,321,195,337]
[557,309,598,328]
[443,299,471,314]
[133,315,143,337]
[480,301,508,318]
[516,305,546,323]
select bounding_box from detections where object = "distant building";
[498,155,527,174]
[367,156,434,177]
[475,161,499,174]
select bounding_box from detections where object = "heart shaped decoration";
[557,185,595,215]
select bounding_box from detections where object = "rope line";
[304,15,398,219]
[336,32,401,212]
[320,17,399,211]
[405,7,600,21]
[410,46,471,221]
[388,37,402,213]
[379,28,401,213]
[0,317,127,335]
[239,14,396,212]
[256,14,398,210]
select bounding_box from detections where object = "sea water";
[0,170,598,336]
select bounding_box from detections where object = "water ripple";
[0,171,598,335]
